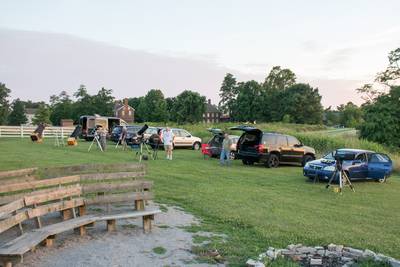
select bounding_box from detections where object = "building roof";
[25,108,38,115]
[205,103,220,113]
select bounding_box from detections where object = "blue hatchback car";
[303,149,393,183]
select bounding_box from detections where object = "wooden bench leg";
[79,205,86,216]
[62,209,73,220]
[107,219,116,232]
[3,261,12,267]
[135,200,145,211]
[143,215,154,233]
[43,235,56,247]
[74,225,86,236]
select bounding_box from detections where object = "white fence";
[0,126,75,138]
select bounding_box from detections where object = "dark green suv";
[231,126,316,168]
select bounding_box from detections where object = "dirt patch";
[18,204,225,267]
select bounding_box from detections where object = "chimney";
[124,98,128,106]
[208,99,211,104]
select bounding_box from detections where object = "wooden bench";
[0,164,160,267]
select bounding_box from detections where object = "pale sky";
[0,0,399,107]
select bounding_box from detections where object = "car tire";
[193,142,201,150]
[266,154,280,168]
[242,159,248,165]
[377,175,387,183]
[302,155,314,166]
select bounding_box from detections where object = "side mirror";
[294,143,303,147]
[186,135,191,138]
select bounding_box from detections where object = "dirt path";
[20,205,224,267]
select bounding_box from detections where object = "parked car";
[202,128,239,158]
[171,128,202,150]
[110,125,142,144]
[303,149,393,183]
[231,126,316,167]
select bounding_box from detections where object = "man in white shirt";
[162,127,175,160]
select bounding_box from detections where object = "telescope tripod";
[136,141,154,162]
[53,129,65,147]
[88,135,103,152]
[326,165,355,193]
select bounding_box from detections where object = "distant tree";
[138,89,167,122]
[231,81,263,122]
[172,90,206,123]
[337,102,363,128]
[263,66,296,92]
[323,107,340,126]
[165,97,177,121]
[280,83,323,124]
[32,104,51,125]
[128,97,145,123]
[262,66,297,121]
[49,91,74,125]
[0,83,11,125]
[92,87,115,116]
[359,86,400,147]
[21,100,46,109]
[7,99,27,125]
[218,73,238,116]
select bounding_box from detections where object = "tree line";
[0,84,207,125]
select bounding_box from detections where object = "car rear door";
[277,135,291,162]
[285,135,304,163]
[367,153,392,179]
[347,153,368,179]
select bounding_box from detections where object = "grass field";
[0,138,399,266]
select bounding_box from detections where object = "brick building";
[114,98,135,123]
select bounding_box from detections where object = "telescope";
[131,124,149,145]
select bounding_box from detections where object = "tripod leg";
[326,170,337,189]
[343,171,355,192]
[115,140,120,149]
[96,137,103,152]
[88,138,95,152]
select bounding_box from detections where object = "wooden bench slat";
[0,231,48,255]
[0,168,37,180]
[80,171,146,182]
[2,176,37,186]
[0,188,56,206]
[24,185,81,206]
[0,200,25,219]
[85,192,153,205]
[26,198,84,219]
[0,175,80,194]
[94,209,161,221]
[82,180,152,194]
[0,212,28,234]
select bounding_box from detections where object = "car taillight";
[255,144,265,153]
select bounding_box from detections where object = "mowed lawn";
[0,138,399,264]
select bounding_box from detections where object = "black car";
[110,125,142,144]
[231,126,316,168]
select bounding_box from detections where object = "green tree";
[218,73,237,116]
[32,104,51,125]
[359,86,400,147]
[231,81,263,122]
[49,91,74,125]
[165,97,177,121]
[138,89,167,122]
[262,66,297,121]
[323,107,340,126]
[92,87,115,116]
[128,97,145,123]
[172,90,206,123]
[0,83,11,125]
[7,99,27,125]
[337,102,363,128]
[280,83,323,124]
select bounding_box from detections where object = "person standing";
[119,126,128,150]
[97,125,107,151]
[220,133,232,166]
[162,127,175,160]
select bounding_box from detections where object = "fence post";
[20,125,23,138]
[61,127,64,138]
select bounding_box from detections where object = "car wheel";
[377,176,387,183]
[229,151,236,160]
[266,154,280,168]
[302,155,314,166]
[242,159,248,165]
[193,142,201,150]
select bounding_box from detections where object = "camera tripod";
[325,161,355,193]
[88,133,103,152]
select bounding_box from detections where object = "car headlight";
[323,166,335,171]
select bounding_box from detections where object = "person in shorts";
[162,127,175,160]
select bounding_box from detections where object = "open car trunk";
[231,126,263,153]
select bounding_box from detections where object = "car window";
[355,153,367,162]
[287,136,300,146]
[369,153,390,163]
[276,135,288,146]
[240,133,258,145]
[182,130,191,137]
[261,134,277,145]
[173,129,184,137]
[323,152,335,160]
